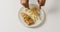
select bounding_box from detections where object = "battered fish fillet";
[21,12,34,25]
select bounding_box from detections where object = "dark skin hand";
[21,0,46,9]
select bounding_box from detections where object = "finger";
[21,0,29,8]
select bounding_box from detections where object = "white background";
[0,0,60,32]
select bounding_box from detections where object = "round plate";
[18,4,45,28]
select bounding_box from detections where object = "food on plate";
[25,7,40,21]
[21,12,34,25]
[20,7,40,25]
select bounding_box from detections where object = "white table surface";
[0,0,60,32]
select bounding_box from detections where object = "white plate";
[18,4,45,28]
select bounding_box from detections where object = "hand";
[38,0,46,9]
[21,0,46,9]
[38,0,46,6]
[21,0,29,8]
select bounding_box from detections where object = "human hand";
[21,0,29,8]
[38,0,46,6]
[21,0,46,9]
